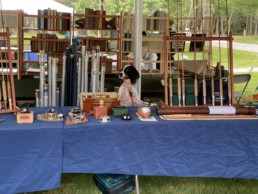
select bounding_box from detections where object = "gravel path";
[212,40,258,53]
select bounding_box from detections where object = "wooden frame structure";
[163,0,234,107]
[0,27,17,114]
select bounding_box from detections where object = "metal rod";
[180,0,185,107]
[177,77,181,106]
[56,87,60,107]
[80,45,86,92]
[77,56,82,106]
[43,83,48,107]
[100,64,106,92]
[35,89,40,107]
[135,175,140,194]
[169,77,173,106]
[84,50,89,92]
[91,47,100,92]
[39,50,45,107]
[48,55,52,106]
[7,80,12,110]
[202,78,206,105]
[61,53,66,106]
[52,57,58,106]
[95,46,100,92]
[194,78,198,106]
[193,0,198,106]
[211,76,215,106]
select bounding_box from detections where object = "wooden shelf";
[19,10,72,78]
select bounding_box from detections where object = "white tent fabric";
[1,0,73,14]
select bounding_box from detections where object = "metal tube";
[91,54,97,92]
[43,83,49,107]
[56,87,60,107]
[182,79,185,106]
[100,64,106,92]
[77,57,82,106]
[35,89,40,107]
[48,55,52,106]
[135,175,140,194]
[95,46,100,92]
[80,45,86,92]
[39,50,45,107]
[52,58,58,106]
[61,53,67,106]
[84,51,89,92]
[169,77,173,106]
[177,77,181,106]
[91,47,100,92]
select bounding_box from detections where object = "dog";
[118,65,144,106]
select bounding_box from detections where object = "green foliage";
[230,11,247,35]
[55,0,258,35]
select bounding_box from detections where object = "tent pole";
[134,0,143,99]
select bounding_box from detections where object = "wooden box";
[93,106,108,119]
[80,92,120,114]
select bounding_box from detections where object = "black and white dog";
[119,65,139,84]
[118,65,144,106]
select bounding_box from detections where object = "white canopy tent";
[1,0,73,14]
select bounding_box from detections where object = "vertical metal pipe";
[48,55,52,106]
[135,175,140,194]
[134,0,143,98]
[52,58,58,106]
[100,64,106,92]
[43,83,49,107]
[81,45,86,92]
[56,87,60,107]
[77,57,82,106]
[91,47,100,93]
[35,89,40,107]
[39,50,45,107]
[91,53,98,92]
[84,51,89,92]
[177,77,181,106]
[95,46,100,92]
[61,53,67,106]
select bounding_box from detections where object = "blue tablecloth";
[0,107,63,194]
[1,106,258,193]
[62,107,258,179]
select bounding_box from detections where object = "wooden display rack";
[162,0,234,107]
[0,28,17,114]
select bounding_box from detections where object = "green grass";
[234,35,258,45]
[31,174,258,194]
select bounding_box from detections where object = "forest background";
[56,0,258,36]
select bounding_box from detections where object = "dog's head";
[119,65,140,84]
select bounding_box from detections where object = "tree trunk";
[225,10,233,34]
[246,15,248,34]
[220,14,224,35]
[215,15,219,35]
[249,15,253,35]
